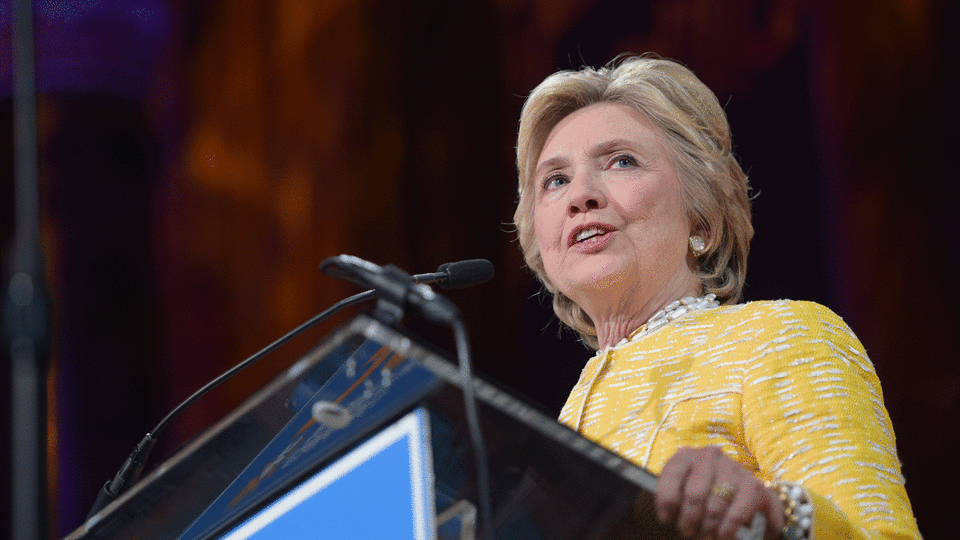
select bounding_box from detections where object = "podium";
[66,314,685,540]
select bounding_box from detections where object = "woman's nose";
[567,173,606,214]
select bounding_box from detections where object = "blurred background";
[1,0,957,537]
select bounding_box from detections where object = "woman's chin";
[562,264,635,301]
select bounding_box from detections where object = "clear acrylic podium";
[66,314,686,540]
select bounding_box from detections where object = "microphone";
[86,257,493,520]
[319,256,494,324]
[415,259,495,289]
[319,255,495,540]
[321,256,493,290]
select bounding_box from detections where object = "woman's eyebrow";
[535,155,568,177]
[591,138,642,157]
[535,138,645,178]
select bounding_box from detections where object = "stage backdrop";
[1,0,956,537]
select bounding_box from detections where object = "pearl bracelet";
[765,480,812,540]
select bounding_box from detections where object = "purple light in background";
[2,0,176,534]
[0,0,175,99]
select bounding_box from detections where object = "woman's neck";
[586,278,702,349]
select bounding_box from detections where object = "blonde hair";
[513,55,753,349]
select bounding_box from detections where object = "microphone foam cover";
[437,259,494,289]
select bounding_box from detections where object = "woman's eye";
[543,175,568,190]
[613,155,637,168]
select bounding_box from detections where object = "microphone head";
[436,259,494,289]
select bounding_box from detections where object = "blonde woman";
[514,56,920,540]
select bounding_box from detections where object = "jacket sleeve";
[741,301,921,540]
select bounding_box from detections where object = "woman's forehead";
[535,103,663,167]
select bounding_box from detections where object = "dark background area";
[2,0,957,537]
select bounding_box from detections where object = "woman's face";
[532,102,698,316]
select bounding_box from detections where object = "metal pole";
[7,0,49,538]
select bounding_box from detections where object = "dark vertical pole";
[6,0,49,539]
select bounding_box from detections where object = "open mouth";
[569,224,614,246]
[576,227,607,243]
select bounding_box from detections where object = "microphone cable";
[450,315,494,540]
[318,254,495,540]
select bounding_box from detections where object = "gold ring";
[711,481,735,501]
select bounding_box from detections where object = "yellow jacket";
[559,300,921,539]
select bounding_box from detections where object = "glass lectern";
[67,314,690,540]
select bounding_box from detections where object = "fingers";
[717,481,784,540]
[676,448,724,537]
[656,446,783,540]
[655,446,698,526]
[701,481,734,536]
[715,481,763,540]
[657,446,735,538]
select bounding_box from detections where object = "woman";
[513,56,920,540]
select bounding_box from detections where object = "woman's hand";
[655,446,785,540]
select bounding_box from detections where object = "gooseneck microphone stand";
[5,1,51,540]
[86,290,376,518]
[86,258,494,520]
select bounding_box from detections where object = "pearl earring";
[689,235,706,256]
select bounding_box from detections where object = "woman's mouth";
[576,227,606,242]
[568,223,615,247]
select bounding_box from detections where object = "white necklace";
[619,293,719,345]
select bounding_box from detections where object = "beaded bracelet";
[765,480,812,540]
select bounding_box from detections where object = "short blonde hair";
[513,55,753,349]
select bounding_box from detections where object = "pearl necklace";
[617,293,719,346]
